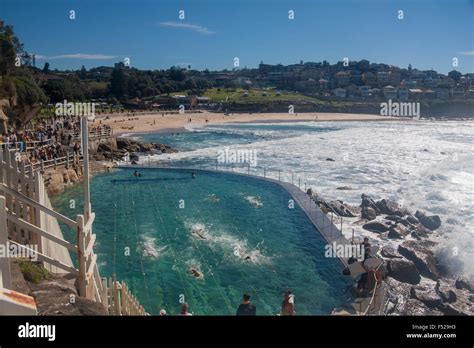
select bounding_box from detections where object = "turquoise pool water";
[51,168,352,315]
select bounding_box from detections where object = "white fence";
[0,147,146,315]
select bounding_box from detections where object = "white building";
[383,85,397,99]
[333,88,346,98]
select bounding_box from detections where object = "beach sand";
[95,111,396,135]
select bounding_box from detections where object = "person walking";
[176,303,192,316]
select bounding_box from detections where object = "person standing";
[176,303,192,316]
[236,293,256,316]
[281,290,296,316]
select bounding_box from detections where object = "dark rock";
[117,137,177,155]
[387,258,421,285]
[97,142,112,153]
[406,215,419,225]
[398,219,412,228]
[398,240,441,280]
[361,206,377,220]
[361,194,379,212]
[385,277,412,296]
[362,221,389,233]
[325,200,360,218]
[336,186,353,190]
[415,210,441,231]
[138,142,154,152]
[399,299,443,316]
[375,199,409,216]
[438,286,474,315]
[410,283,443,308]
[326,158,335,162]
[386,278,445,315]
[411,224,432,239]
[388,224,410,239]
[319,204,328,214]
[439,303,471,316]
[436,279,457,303]
[385,215,402,222]
[455,277,474,292]
[381,245,402,259]
[384,278,412,315]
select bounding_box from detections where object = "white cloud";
[159,21,214,35]
[35,54,118,60]
[458,51,474,56]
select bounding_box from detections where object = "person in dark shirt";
[236,293,256,316]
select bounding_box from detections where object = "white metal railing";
[0,147,146,315]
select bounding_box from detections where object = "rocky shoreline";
[94,137,177,162]
[43,137,177,195]
[309,190,474,316]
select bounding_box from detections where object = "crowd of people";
[158,291,296,316]
[0,115,111,165]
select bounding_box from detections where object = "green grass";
[203,87,319,103]
[19,261,51,284]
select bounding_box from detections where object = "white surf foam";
[165,120,474,280]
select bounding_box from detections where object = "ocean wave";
[163,120,474,281]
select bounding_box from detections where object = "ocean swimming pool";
[51,168,352,315]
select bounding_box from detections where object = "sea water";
[52,119,474,314]
[139,120,474,282]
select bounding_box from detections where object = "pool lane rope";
[145,182,196,312]
[186,174,267,312]
[125,184,154,312]
[155,181,235,314]
[113,182,117,277]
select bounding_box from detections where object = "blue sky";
[2,0,473,73]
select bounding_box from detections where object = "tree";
[79,65,87,79]
[43,62,50,73]
[110,67,129,100]
[448,70,462,82]
[169,66,185,82]
[184,77,197,90]
[0,26,18,76]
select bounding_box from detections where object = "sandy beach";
[95,111,396,135]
